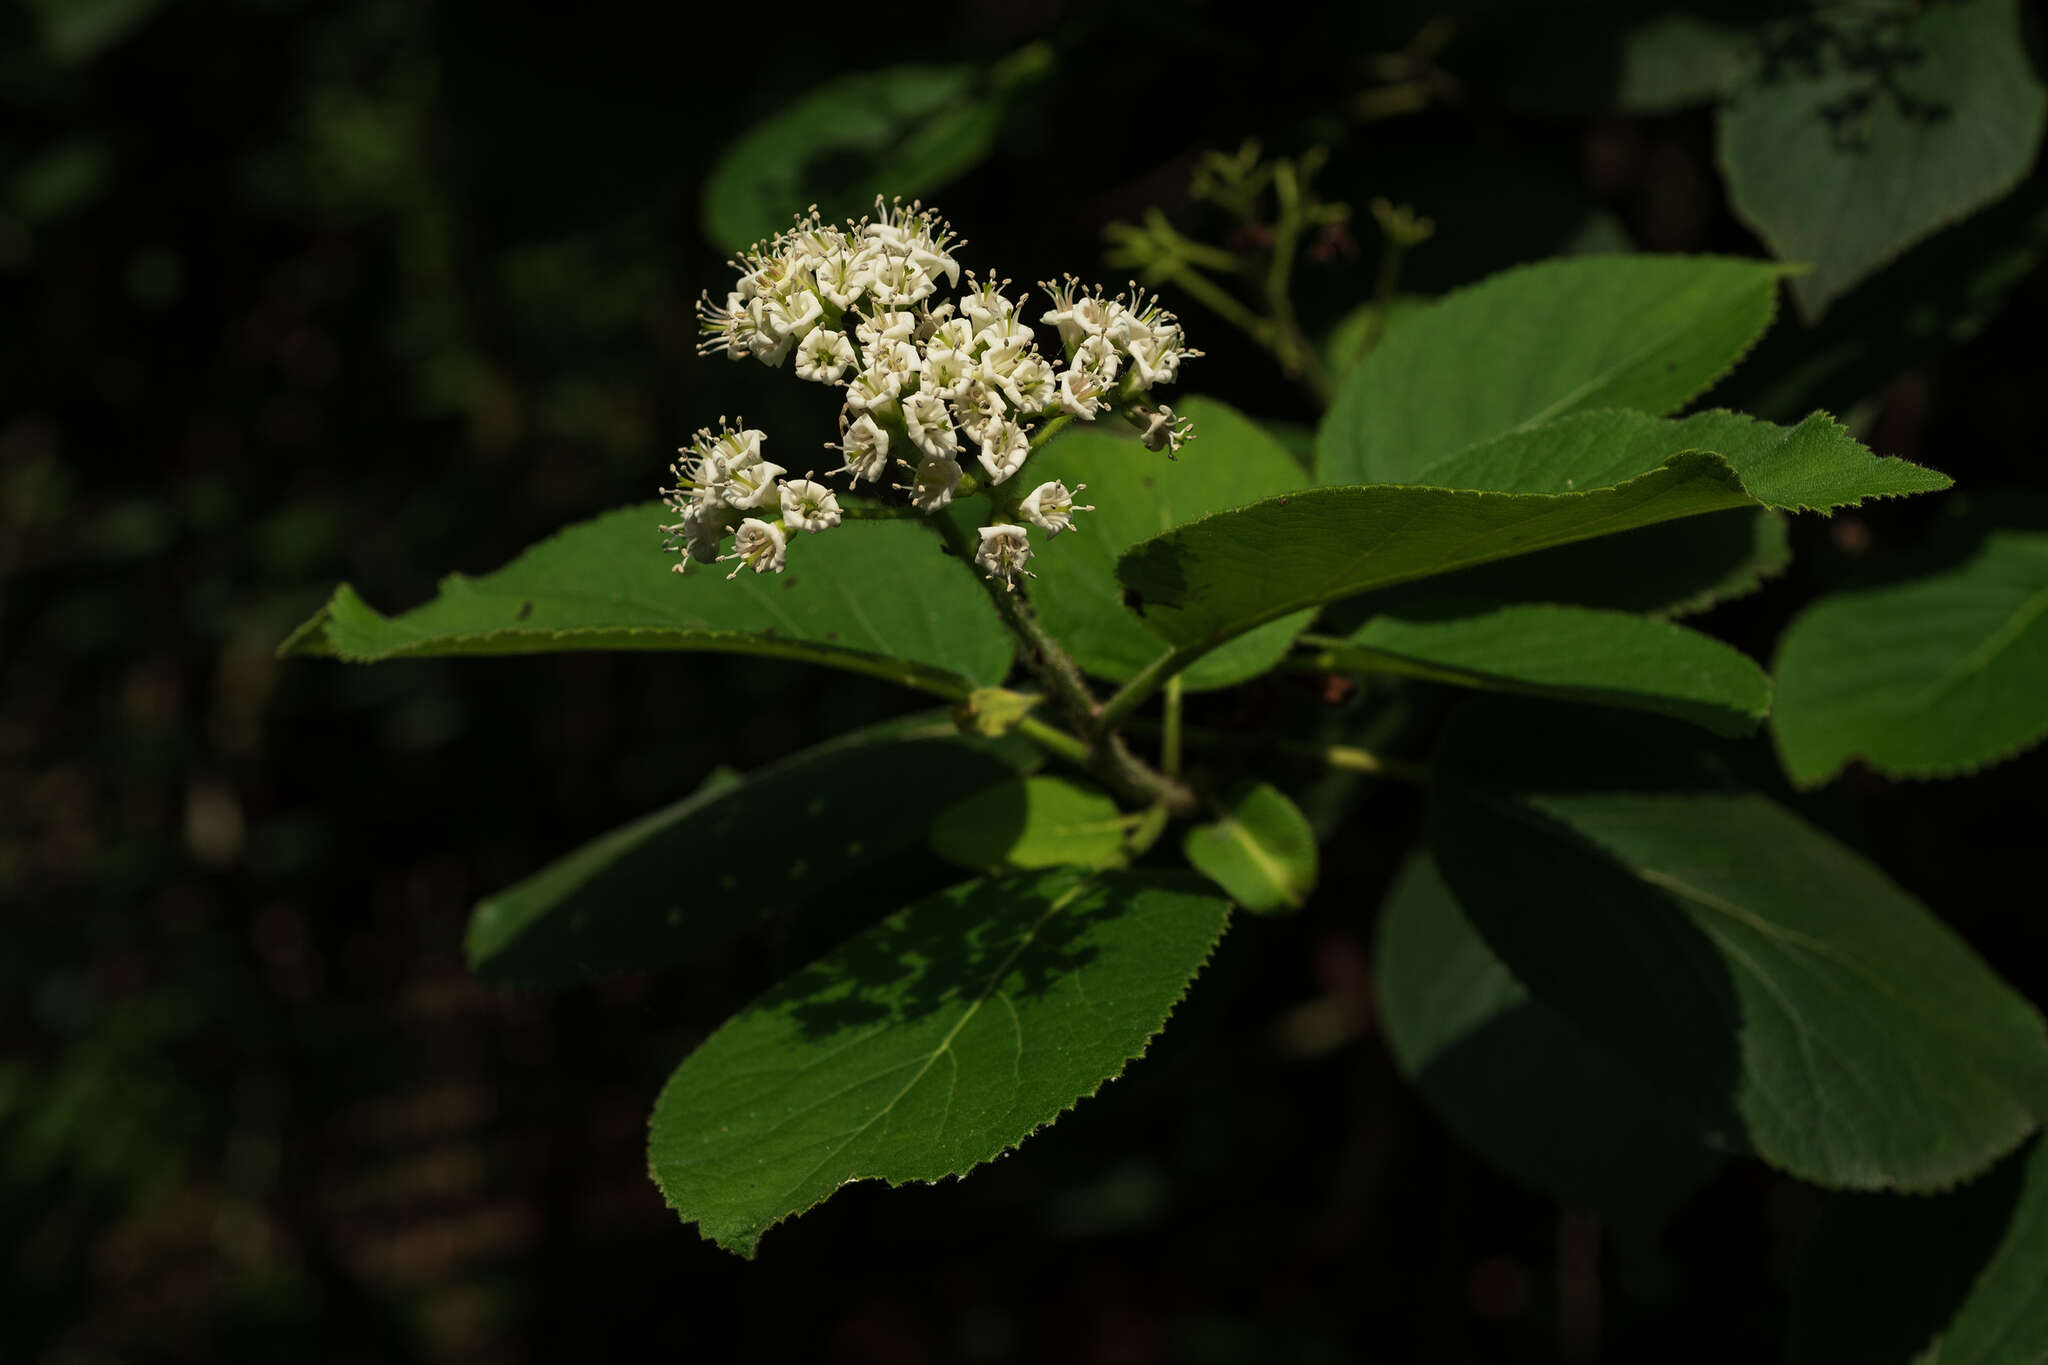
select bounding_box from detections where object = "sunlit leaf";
[648,869,1229,1256]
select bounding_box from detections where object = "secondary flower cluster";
[662,201,1197,586]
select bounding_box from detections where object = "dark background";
[5,1,2044,1360]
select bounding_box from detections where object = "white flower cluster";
[663,201,1197,587]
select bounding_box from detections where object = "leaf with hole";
[1718,0,2048,321]
[647,869,1230,1256]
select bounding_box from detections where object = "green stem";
[1098,640,1212,732]
[838,499,924,520]
[1359,238,1408,362]
[929,510,1197,817]
[1014,715,1090,766]
[1161,674,1184,779]
[1263,163,1335,407]
[1129,719,1431,786]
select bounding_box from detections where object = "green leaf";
[1483,6,1754,114]
[1718,0,2048,321]
[1315,255,1785,486]
[1343,508,1791,623]
[1119,427,1946,664]
[1319,295,1429,381]
[699,46,1051,253]
[928,776,1128,872]
[1773,521,2048,786]
[465,713,1036,988]
[1430,707,2048,1192]
[281,504,1015,694]
[1182,782,1318,914]
[1376,852,1720,1225]
[1792,1137,2048,1365]
[647,869,1230,1256]
[1319,603,1772,736]
[1027,396,1314,691]
[1722,178,2048,422]
[1417,408,1944,511]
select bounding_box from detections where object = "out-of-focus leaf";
[1791,1137,2048,1365]
[1431,707,2048,1192]
[648,869,1229,1256]
[1182,781,1318,914]
[700,45,1053,253]
[1718,0,2047,320]
[1377,852,1720,1225]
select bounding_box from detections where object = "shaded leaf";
[281,505,1015,694]
[1792,1137,2048,1365]
[1182,782,1318,914]
[929,775,1127,872]
[1723,178,2048,422]
[648,869,1230,1256]
[1316,255,1784,485]
[1341,508,1791,624]
[1376,852,1720,1225]
[1718,0,2047,321]
[1431,706,2048,1191]
[700,46,1051,253]
[1773,521,2048,785]
[1026,396,1314,691]
[1320,603,1771,736]
[466,713,1036,987]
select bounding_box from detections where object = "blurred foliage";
[2,0,2045,1361]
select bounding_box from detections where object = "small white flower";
[833,414,891,484]
[925,316,975,358]
[721,459,786,509]
[793,327,857,384]
[1005,352,1057,412]
[1055,364,1112,420]
[907,454,962,513]
[903,392,959,460]
[663,501,736,571]
[868,255,935,307]
[974,523,1034,588]
[920,346,974,399]
[960,277,1019,334]
[1019,480,1092,536]
[723,518,788,577]
[855,310,919,348]
[768,289,824,342]
[842,368,899,413]
[814,251,872,310]
[974,419,1031,485]
[1134,403,1195,454]
[778,478,842,533]
[863,338,920,397]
